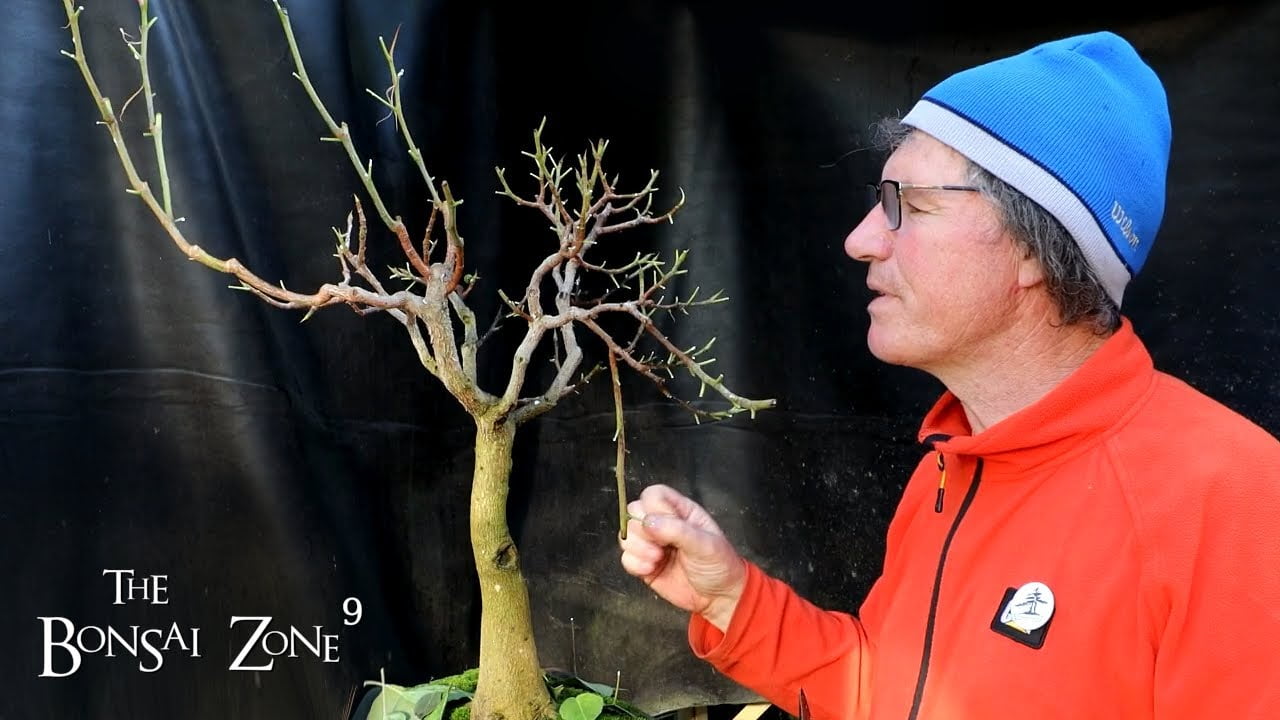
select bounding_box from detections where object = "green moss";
[601,696,650,717]
[433,668,480,693]
[603,697,649,720]
[554,687,588,702]
[549,687,650,720]
[423,667,651,720]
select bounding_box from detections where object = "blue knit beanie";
[901,31,1171,306]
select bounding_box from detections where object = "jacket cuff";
[687,560,764,662]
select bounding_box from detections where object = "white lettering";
[137,628,164,673]
[1110,200,1141,249]
[76,625,106,654]
[228,616,275,671]
[37,619,197,676]
[102,569,169,604]
[228,617,341,670]
[38,617,80,678]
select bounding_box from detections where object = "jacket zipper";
[905,456,985,720]
[921,433,951,513]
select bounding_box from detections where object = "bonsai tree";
[59,3,774,719]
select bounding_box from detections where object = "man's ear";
[1016,247,1045,289]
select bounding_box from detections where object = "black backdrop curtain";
[2,1,1277,717]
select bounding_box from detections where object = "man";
[619,31,1280,719]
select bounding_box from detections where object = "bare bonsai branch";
[404,317,439,377]
[276,1,485,405]
[115,2,171,214]
[575,318,716,421]
[135,2,171,216]
[489,127,774,425]
[370,25,439,205]
[476,300,506,347]
[369,28,467,295]
[609,351,629,540]
[449,291,481,384]
[65,4,771,719]
[272,2,388,227]
[61,0,424,322]
[422,203,439,261]
[439,182,466,296]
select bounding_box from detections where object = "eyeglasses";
[865,179,980,231]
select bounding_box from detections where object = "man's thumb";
[642,513,706,553]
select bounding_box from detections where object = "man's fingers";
[635,485,675,517]
[626,500,646,521]
[620,524,666,561]
[640,512,720,559]
[638,484,697,518]
[637,484,726,536]
[619,524,671,578]
[619,547,665,579]
[622,512,706,565]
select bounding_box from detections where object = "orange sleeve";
[688,562,872,720]
[1147,431,1280,719]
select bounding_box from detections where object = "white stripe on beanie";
[902,99,1132,307]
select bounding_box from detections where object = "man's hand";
[619,484,748,632]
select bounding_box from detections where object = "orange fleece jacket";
[689,319,1280,719]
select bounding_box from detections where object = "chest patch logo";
[990,581,1055,649]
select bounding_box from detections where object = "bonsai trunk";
[469,418,556,720]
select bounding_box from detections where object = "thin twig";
[135,0,171,215]
[610,351,629,539]
[271,0,404,238]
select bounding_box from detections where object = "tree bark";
[469,418,556,720]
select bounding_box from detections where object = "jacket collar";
[917,317,1156,475]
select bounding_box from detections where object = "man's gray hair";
[873,119,1121,334]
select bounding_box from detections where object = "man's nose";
[844,209,891,262]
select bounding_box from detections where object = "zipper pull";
[934,451,947,513]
